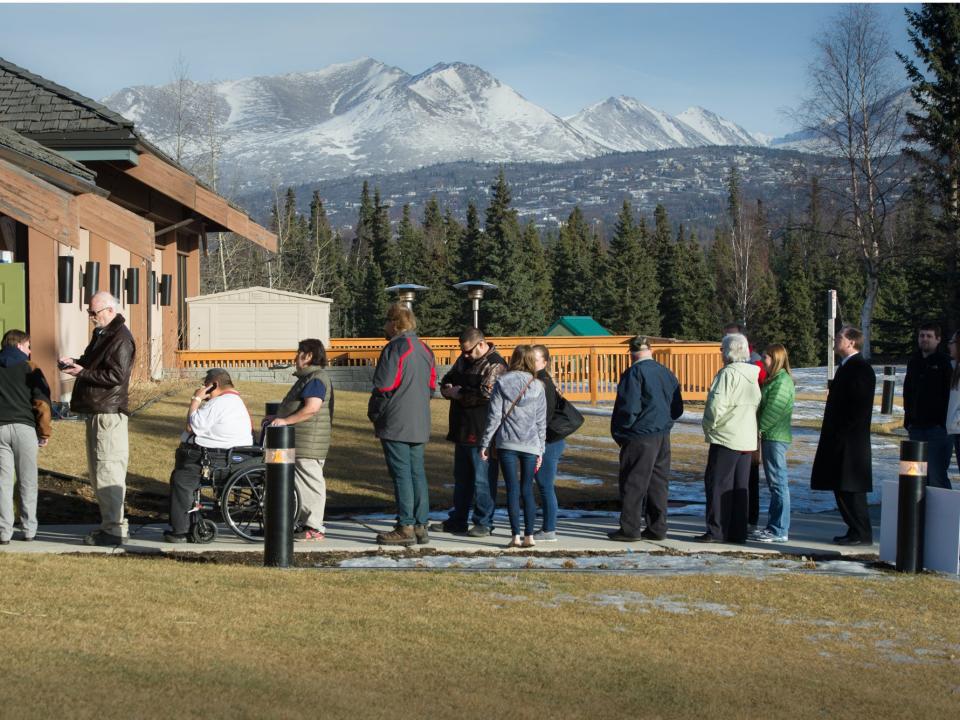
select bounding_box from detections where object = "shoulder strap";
[502,376,536,423]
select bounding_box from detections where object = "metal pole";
[881,366,896,415]
[263,425,295,568]
[472,298,480,329]
[896,440,927,573]
[826,289,837,386]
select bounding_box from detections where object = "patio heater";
[385,283,429,309]
[453,280,498,329]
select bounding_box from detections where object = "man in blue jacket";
[368,304,437,546]
[609,335,684,541]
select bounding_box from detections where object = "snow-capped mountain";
[103,57,766,189]
[565,96,711,151]
[676,106,759,146]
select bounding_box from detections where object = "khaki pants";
[294,457,326,533]
[85,413,129,538]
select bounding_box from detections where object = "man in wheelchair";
[164,369,254,543]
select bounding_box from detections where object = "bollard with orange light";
[263,424,295,568]
[896,440,927,573]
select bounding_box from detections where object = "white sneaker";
[755,529,788,543]
[533,530,557,542]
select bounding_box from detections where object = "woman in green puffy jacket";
[752,343,795,543]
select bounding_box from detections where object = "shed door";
[0,263,26,336]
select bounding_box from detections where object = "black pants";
[834,490,872,543]
[703,444,751,542]
[617,433,671,538]
[748,453,760,526]
[168,444,230,534]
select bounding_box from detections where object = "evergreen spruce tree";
[778,228,818,366]
[354,181,374,260]
[552,207,595,317]
[458,202,482,281]
[652,204,675,326]
[516,221,553,334]
[394,203,426,284]
[357,259,388,337]
[602,200,660,334]
[416,198,461,336]
[370,188,396,283]
[899,3,960,327]
[708,227,737,336]
[671,230,715,340]
[477,170,527,333]
[743,200,782,348]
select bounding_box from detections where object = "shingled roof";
[0,56,135,140]
[0,125,96,183]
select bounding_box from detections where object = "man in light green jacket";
[696,334,761,543]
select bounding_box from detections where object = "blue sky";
[1,3,919,136]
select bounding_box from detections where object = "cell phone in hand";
[57,360,73,370]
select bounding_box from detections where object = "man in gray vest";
[270,338,333,541]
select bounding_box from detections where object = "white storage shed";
[186,286,332,349]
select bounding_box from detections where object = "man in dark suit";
[811,326,877,546]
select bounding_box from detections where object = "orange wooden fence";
[176,336,722,402]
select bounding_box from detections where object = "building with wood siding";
[0,56,276,402]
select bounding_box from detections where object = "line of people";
[6,290,957,549]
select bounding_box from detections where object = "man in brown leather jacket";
[60,291,136,546]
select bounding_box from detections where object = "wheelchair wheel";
[220,463,301,543]
[190,518,218,544]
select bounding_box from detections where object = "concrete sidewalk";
[0,510,880,558]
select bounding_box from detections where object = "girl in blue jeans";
[532,344,566,541]
[753,343,795,543]
[480,345,547,548]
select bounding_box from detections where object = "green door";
[0,263,26,336]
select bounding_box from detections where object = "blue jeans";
[534,439,565,532]
[952,434,960,479]
[498,449,537,536]
[448,444,499,530]
[380,440,430,526]
[760,440,790,537]
[908,426,953,489]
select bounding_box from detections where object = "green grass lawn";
[1,554,958,719]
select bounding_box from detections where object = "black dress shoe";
[163,531,188,544]
[607,530,642,542]
[429,522,468,534]
[836,536,868,546]
[692,533,720,543]
[640,529,666,541]
[832,534,852,543]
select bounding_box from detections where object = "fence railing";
[176,336,722,402]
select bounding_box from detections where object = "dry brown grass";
[1,554,958,719]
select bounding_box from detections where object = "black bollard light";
[263,424,295,568]
[881,366,896,415]
[896,440,927,573]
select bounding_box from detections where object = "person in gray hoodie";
[480,345,546,548]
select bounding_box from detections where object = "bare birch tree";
[797,3,907,357]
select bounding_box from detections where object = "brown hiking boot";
[413,524,430,545]
[377,525,416,546]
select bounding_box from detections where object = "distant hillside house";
[0,56,276,400]
[544,316,612,337]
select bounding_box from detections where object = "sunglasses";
[461,341,480,356]
[87,307,108,318]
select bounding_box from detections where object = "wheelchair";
[186,444,301,544]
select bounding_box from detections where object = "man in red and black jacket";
[368,303,437,546]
